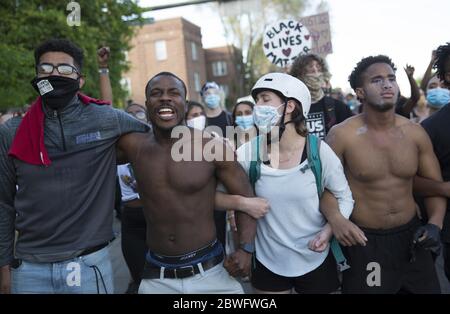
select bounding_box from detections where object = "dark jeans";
[121,206,147,284]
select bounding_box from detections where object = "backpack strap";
[306,134,323,196]
[331,238,350,271]
[306,134,350,271]
[248,136,262,191]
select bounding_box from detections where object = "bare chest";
[131,145,215,196]
[345,131,419,181]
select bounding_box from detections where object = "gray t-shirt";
[0,97,149,264]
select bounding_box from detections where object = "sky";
[139,0,449,96]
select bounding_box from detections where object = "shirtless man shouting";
[117,72,256,294]
[324,56,446,293]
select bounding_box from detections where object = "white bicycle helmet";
[251,72,311,117]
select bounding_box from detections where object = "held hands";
[309,224,333,252]
[227,197,270,232]
[240,197,270,219]
[97,46,110,68]
[328,213,368,247]
[223,249,252,278]
[413,223,441,255]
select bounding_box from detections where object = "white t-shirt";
[236,139,354,277]
[117,163,140,202]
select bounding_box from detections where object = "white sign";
[299,12,333,57]
[263,19,312,68]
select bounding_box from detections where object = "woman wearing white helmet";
[235,72,355,294]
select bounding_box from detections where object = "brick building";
[123,17,243,107]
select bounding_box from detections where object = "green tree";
[0,0,143,110]
[218,0,309,96]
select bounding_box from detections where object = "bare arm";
[116,132,142,165]
[214,191,269,219]
[415,125,446,228]
[214,141,256,277]
[214,144,256,245]
[420,50,437,93]
[323,125,367,246]
[97,47,113,104]
[399,65,420,117]
[322,127,346,222]
[414,176,450,197]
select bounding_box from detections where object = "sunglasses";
[37,63,80,76]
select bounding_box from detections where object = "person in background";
[201,82,233,135]
[289,53,353,140]
[419,43,450,283]
[344,93,360,114]
[200,82,233,248]
[420,49,438,94]
[186,101,207,131]
[409,90,430,123]
[330,88,345,103]
[395,64,421,119]
[231,100,257,150]
[425,75,450,115]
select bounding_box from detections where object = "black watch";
[239,242,255,254]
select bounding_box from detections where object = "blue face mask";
[204,94,221,109]
[235,115,254,130]
[346,99,358,111]
[253,104,283,133]
[427,88,450,108]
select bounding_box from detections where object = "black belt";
[142,254,224,279]
[77,239,114,257]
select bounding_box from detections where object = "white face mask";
[186,115,206,130]
[253,104,284,133]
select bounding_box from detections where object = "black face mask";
[31,76,80,110]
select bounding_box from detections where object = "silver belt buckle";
[174,265,195,279]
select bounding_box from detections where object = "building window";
[212,61,227,77]
[194,72,201,92]
[191,42,198,61]
[155,40,167,61]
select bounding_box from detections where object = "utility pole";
[141,0,236,12]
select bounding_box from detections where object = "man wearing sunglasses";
[0,38,149,294]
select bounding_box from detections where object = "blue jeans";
[11,245,114,294]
